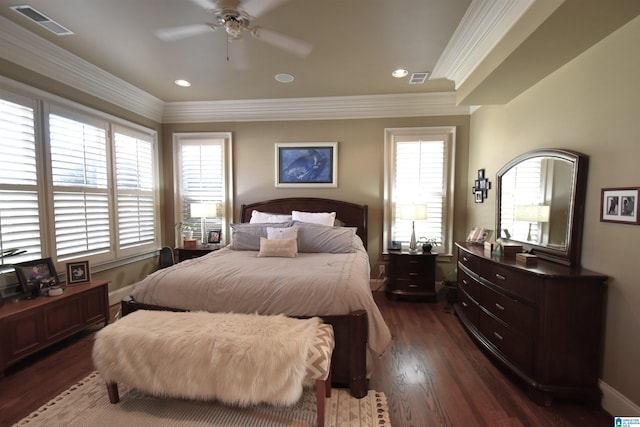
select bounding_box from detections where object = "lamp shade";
[399,203,428,221]
[514,205,550,222]
[190,202,218,218]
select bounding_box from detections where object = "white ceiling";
[2,0,639,123]
[0,0,510,102]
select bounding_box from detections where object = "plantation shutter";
[392,140,446,244]
[500,158,544,240]
[114,129,156,249]
[49,112,110,260]
[0,97,42,264]
[177,140,224,242]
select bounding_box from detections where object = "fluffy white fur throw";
[92,310,321,407]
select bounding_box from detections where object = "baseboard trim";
[108,284,135,307]
[600,379,640,416]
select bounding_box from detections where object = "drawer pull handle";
[495,273,506,281]
[493,332,504,341]
[462,279,468,285]
[409,272,418,276]
[462,256,469,262]
[495,303,505,311]
[408,284,419,288]
[461,301,468,308]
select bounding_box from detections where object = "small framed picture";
[600,187,639,224]
[208,229,221,244]
[478,169,485,179]
[14,258,59,297]
[66,260,91,285]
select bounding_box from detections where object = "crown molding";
[1,15,470,124]
[0,15,165,122]
[431,0,535,88]
[162,92,470,123]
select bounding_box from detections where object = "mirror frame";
[496,149,588,267]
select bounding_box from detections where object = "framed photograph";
[208,229,221,244]
[600,187,640,224]
[14,258,59,296]
[66,260,91,285]
[478,169,485,179]
[275,142,338,188]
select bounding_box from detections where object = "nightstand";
[386,251,437,301]
[175,246,219,262]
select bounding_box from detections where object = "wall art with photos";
[472,169,491,203]
[66,260,91,285]
[600,187,640,224]
[14,258,59,296]
[275,142,337,188]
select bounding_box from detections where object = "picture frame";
[472,169,491,203]
[14,258,59,296]
[66,260,91,285]
[275,142,338,188]
[208,229,221,244]
[600,187,639,224]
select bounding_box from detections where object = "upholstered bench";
[92,310,334,427]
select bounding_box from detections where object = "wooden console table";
[0,280,110,373]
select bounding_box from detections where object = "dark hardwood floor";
[0,294,612,427]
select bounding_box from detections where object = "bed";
[121,197,391,398]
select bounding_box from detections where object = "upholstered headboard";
[240,197,368,249]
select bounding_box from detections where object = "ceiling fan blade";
[154,24,214,41]
[241,0,290,18]
[251,27,312,57]
[190,0,218,12]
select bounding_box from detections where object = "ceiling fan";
[154,0,312,58]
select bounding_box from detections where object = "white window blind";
[114,130,156,249]
[49,113,111,260]
[0,97,42,264]
[384,127,455,254]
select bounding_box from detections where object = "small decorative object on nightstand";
[386,250,437,301]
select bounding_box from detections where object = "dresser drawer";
[476,284,537,337]
[479,262,539,305]
[457,248,479,272]
[456,286,480,326]
[478,309,534,375]
[458,267,483,302]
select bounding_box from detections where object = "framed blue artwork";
[275,142,338,188]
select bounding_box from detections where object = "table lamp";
[399,203,428,253]
[514,205,550,242]
[190,202,219,246]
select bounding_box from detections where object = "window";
[0,82,159,273]
[384,127,456,254]
[0,94,42,266]
[174,133,233,245]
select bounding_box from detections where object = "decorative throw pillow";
[229,222,291,250]
[257,237,297,258]
[267,226,299,252]
[293,222,357,253]
[249,210,292,224]
[291,210,336,226]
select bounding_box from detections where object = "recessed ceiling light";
[392,69,409,78]
[174,79,191,87]
[275,73,295,83]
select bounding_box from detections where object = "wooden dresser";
[454,242,606,405]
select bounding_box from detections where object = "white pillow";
[267,226,299,252]
[291,210,336,226]
[249,210,292,224]
[257,237,297,258]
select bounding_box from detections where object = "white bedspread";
[130,244,391,356]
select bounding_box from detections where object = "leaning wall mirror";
[496,149,588,267]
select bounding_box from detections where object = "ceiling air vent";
[409,72,430,84]
[10,5,73,36]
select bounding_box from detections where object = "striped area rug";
[14,371,391,426]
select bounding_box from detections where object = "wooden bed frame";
[121,197,370,398]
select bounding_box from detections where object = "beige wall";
[162,115,470,277]
[468,16,640,406]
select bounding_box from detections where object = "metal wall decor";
[473,169,491,203]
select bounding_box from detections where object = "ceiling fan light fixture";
[275,73,294,83]
[392,69,409,78]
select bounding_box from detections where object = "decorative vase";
[183,230,193,240]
